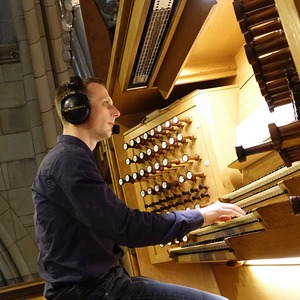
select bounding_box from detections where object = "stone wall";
[0,0,72,286]
[0,61,41,285]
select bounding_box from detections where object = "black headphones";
[61,76,91,124]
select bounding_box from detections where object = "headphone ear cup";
[61,93,91,124]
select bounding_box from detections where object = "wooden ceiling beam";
[79,0,112,82]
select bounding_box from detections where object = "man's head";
[55,77,106,125]
[55,77,120,143]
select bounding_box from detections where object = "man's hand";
[199,202,246,227]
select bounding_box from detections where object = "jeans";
[75,266,228,300]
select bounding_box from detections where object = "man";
[32,76,245,300]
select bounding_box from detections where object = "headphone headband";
[67,76,82,92]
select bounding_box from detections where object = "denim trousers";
[74,266,228,300]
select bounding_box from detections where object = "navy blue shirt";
[32,135,204,298]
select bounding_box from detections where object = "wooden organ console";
[119,86,242,264]
[166,0,298,266]
[116,0,300,268]
[119,84,300,264]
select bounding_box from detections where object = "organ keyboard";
[169,211,265,263]
[168,161,300,263]
[221,161,300,202]
[189,212,263,239]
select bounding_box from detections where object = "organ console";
[165,0,300,265]
[118,28,300,266]
[118,85,241,263]
[106,0,300,298]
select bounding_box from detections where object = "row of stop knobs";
[144,185,209,213]
[119,154,201,185]
[123,116,192,150]
[124,133,196,152]
[139,174,207,197]
[125,150,199,166]
[120,115,209,212]
[119,169,205,187]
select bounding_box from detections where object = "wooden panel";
[147,0,187,88]
[80,0,112,82]
[275,0,300,75]
[0,280,45,300]
[118,0,151,91]
[281,175,300,196]
[226,222,300,260]
[117,0,188,92]
[255,199,300,229]
[155,0,217,98]
[106,0,245,115]
[226,200,300,260]
[234,151,284,184]
[177,0,245,86]
[212,263,300,300]
[136,247,222,296]
[176,58,237,86]
[106,0,134,95]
